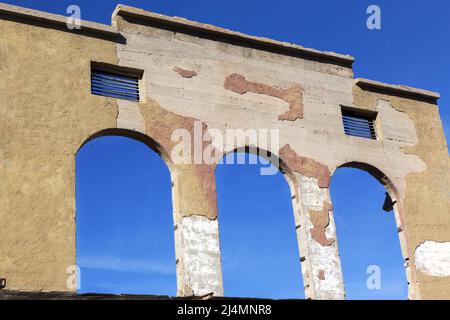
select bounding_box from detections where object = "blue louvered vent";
[342,109,377,140]
[91,69,140,101]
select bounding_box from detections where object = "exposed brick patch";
[309,201,335,246]
[318,270,325,280]
[224,73,303,121]
[173,66,197,78]
[279,144,331,188]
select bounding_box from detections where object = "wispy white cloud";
[78,256,176,275]
[345,279,407,300]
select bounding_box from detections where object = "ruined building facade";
[0,3,449,299]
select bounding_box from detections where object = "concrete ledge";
[0,290,176,300]
[0,290,246,300]
[0,2,118,37]
[112,5,355,66]
[356,78,440,102]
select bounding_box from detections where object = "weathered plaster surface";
[318,270,325,281]
[414,241,450,277]
[353,84,450,300]
[1,3,449,300]
[174,215,223,296]
[115,29,223,295]
[113,15,355,298]
[117,100,145,133]
[112,4,355,66]
[96,11,450,299]
[279,144,331,188]
[173,66,198,78]
[309,202,335,247]
[0,17,118,292]
[139,91,219,221]
[224,73,304,121]
[294,175,345,299]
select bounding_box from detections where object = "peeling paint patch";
[376,99,421,146]
[280,144,331,188]
[297,175,344,299]
[117,100,145,133]
[309,201,335,246]
[139,98,218,220]
[173,66,197,78]
[224,73,304,121]
[414,241,450,277]
[176,215,223,296]
[318,270,325,280]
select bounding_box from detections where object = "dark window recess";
[342,109,377,140]
[91,70,139,101]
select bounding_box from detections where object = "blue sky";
[7,0,449,299]
[76,136,176,295]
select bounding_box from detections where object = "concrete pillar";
[292,174,345,299]
[174,215,223,297]
[171,165,224,297]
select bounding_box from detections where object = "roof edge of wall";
[355,78,440,103]
[112,4,355,67]
[0,2,439,102]
[0,2,118,37]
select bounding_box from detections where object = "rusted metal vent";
[342,109,377,140]
[91,69,140,101]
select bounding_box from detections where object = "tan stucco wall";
[353,86,450,299]
[0,18,118,292]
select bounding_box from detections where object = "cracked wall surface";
[1,3,449,299]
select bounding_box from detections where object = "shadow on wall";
[216,152,305,299]
[75,135,176,295]
[330,167,408,300]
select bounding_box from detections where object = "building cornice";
[112,4,355,66]
[356,78,440,103]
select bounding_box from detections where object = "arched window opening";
[216,151,304,299]
[76,135,176,295]
[331,167,408,300]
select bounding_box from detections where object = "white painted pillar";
[171,165,224,297]
[292,174,345,299]
[174,214,224,297]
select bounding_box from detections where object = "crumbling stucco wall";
[353,83,450,300]
[1,3,449,299]
[112,8,355,299]
[112,6,450,299]
[415,241,450,277]
[0,16,119,291]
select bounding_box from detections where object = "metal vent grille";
[342,109,377,140]
[91,70,139,101]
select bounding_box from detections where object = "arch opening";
[331,163,409,300]
[215,150,305,299]
[75,131,176,295]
